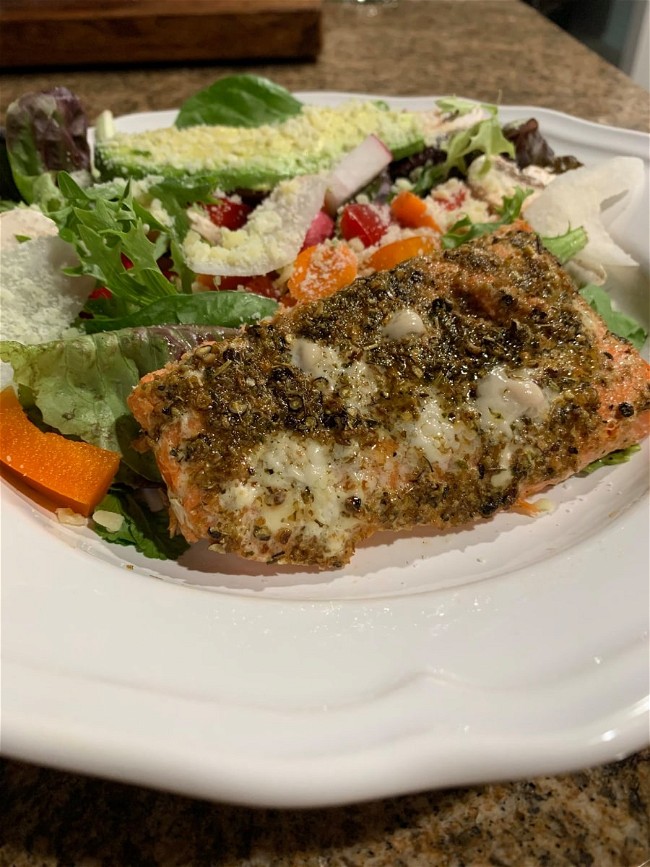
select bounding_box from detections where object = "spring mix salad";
[0,75,646,561]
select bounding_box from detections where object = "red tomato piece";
[88,286,112,300]
[339,203,390,247]
[432,188,467,212]
[301,209,335,251]
[203,198,252,230]
[216,274,282,300]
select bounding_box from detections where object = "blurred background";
[524,0,649,89]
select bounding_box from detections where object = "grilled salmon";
[128,227,650,569]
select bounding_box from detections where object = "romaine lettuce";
[0,325,233,478]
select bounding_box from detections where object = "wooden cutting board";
[0,0,322,68]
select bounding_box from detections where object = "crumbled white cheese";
[56,508,87,526]
[402,393,463,470]
[382,308,426,339]
[467,154,553,210]
[290,339,341,386]
[0,222,95,386]
[474,366,550,488]
[427,178,492,231]
[182,174,328,276]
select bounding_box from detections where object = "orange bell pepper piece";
[367,235,438,272]
[0,387,120,516]
[288,242,358,303]
[390,190,442,232]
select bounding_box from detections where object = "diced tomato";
[339,203,390,247]
[88,286,112,300]
[212,273,283,300]
[203,198,252,230]
[301,209,335,251]
[241,275,283,300]
[120,253,133,269]
[432,188,467,211]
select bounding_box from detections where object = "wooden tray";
[0,0,322,68]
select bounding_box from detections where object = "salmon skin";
[128,227,650,569]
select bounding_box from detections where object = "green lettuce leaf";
[4,87,91,205]
[580,284,647,350]
[441,187,532,248]
[0,325,232,478]
[145,175,221,293]
[445,117,514,175]
[435,97,485,117]
[81,290,278,334]
[580,444,641,476]
[93,487,189,560]
[541,226,588,264]
[45,172,179,325]
[175,74,303,129]
[413,112,515,195]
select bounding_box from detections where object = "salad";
[0,75,647,563]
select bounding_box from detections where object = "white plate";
[2,94,649,808]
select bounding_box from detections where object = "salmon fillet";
[128,227,650,569]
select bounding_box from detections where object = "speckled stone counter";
[1,2,649,865]
[1,0,649,129]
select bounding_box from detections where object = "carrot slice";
[367,235,438,272]
[0,387,120,517]
[288,242,358,303]
[390,190,442,232]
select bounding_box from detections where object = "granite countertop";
[1,2,648,865]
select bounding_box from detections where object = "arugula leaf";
[441,187,532,248]
[45,172,184,325]
[146,175,220,293]
[580,284,648,350]
[580,444,641,476]
[82,290,278,333]
[93,487,189,560]
[175,74,303,129]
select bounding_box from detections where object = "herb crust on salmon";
[128,226,650,569]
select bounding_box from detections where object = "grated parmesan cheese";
[0,209,95,385]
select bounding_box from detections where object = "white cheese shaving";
[92,510,125,533]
